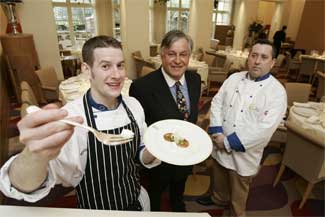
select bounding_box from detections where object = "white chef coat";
[209,71,287,176]
[0,95,160,203]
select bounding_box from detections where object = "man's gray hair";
[160,30,193,53]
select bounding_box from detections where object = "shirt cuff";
[208,126,224,134]
[0,155,56,203]
[139,146,161,169]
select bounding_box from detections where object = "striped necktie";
[175,81,189,120]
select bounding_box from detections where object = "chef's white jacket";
[209,71,287,176]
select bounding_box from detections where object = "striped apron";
[76,94,141,210]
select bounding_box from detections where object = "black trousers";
[148,163,191,212]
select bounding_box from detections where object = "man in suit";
[273,25,287,58]
[129,30,201,211]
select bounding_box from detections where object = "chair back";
[297,56,317,82]
[285,82,311,107]
[20,81,39,105]
[20,103,30,118]
[35,66,60,90]
[316,71,325,100]
[204,52,216,67]
[210,39,219,50]
[132,50,142,58]
[133,56,155,77]
[21,89,39,106]
[214,53,227,67]
[222,59,233,72]
[140,66,155,77]
[316,59,325,73]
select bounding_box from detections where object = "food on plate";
[163,132,189,148]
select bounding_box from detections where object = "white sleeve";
[0,155,56,202]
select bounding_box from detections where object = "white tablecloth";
[216,50,248,70]
[148,56,209,85]
[59,73,132,104]
[287,102,325,146]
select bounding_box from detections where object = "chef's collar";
[246,72,271,82]
[86,89,122,111]
[161,67,186,87]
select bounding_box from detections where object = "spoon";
[26,105,134,145]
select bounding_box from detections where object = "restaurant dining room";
[0,0,324,216]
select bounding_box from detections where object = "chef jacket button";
[230,105,232,107]
[236,90,239,93]
[260,84,263,87]
[249,95,253,98]
[223,119,226,122]
[233,124,236,127]
[241,109,243,112]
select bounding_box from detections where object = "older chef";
[197,39,287,216]
[0,36,159,211]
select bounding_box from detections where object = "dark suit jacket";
[129,68,201,177]
[129,68,201,126]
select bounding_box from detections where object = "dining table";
[0,205,211,217]
[59,72,132,104]
[273,102,325,209]
[148,55,209,86]
[214,49,248,70]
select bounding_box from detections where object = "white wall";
[232,0,259,50]
[257,1,275,25]
[120,0,150,79]
[286,0,305,40]
[17,0,64,80]
[188,0,213,52]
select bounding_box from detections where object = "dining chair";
[270,54,286,76]
[315,59,325,73]
[285,82,311,108]
[297,56,317,83]
[207,59,233,93]
[204,51,217,67]
[21,89,39,106]
[315,71,325,101]
[214,53,227,68]
[20,81,39,105]
[35,66,61,101]
[273,120,325,209]
[133,56,156,78]
[131,50,143,58]
[140,65,155,77]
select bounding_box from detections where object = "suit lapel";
[152,70,179,113]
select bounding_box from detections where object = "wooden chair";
[315,71,325,101]
[297,56,317,83]
[214,53,227,67]
[131,50,143,58]
[270,54,286,75]
[20,81,39,106]
[285,82,311,108]
[204,51,217,67]
[316,59,325,73]
[133,56,155,78]
[207,59,233,93]
[35,66,61,101]
[140,65,155,77]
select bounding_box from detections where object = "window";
[52,0,97,50]
[166,0,191,33]
[212,0,233,37]
[112,0,121,41]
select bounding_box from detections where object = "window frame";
[211,0,233,38]
[166,0,191,33]
[52,0,97,50]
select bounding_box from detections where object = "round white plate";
[144,119,212,166]
[292,106,319,118]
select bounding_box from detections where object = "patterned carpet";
[4,86,325,216]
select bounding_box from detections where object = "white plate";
[292,106,319,117]
[144,119,212,166]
